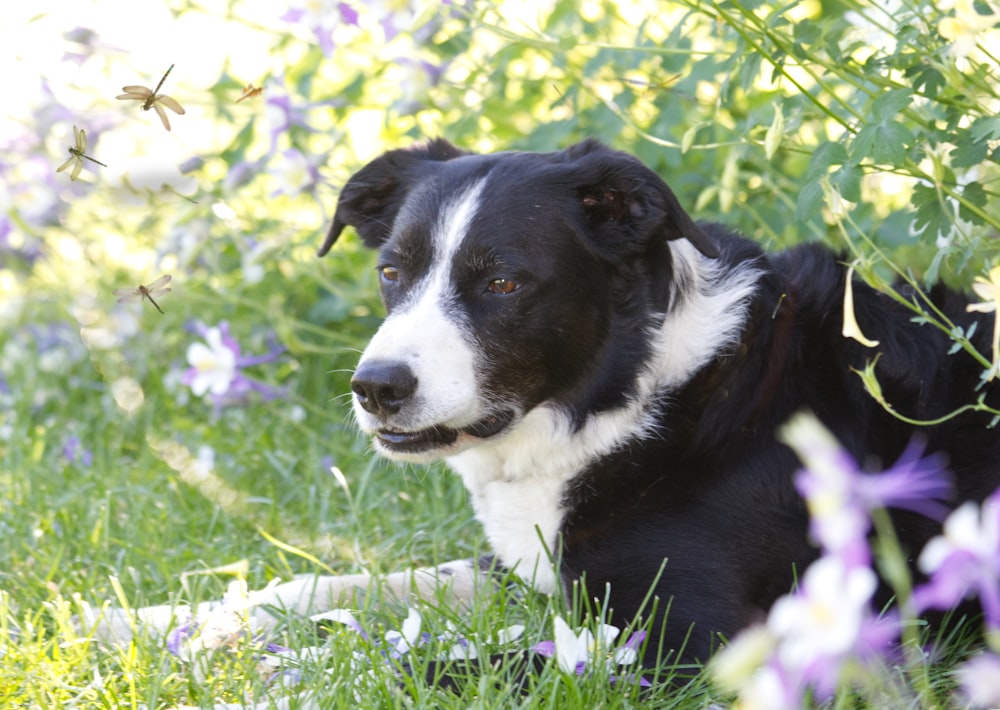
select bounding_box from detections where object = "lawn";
[2,0,1000,707]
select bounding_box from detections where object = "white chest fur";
[444,245,760,596]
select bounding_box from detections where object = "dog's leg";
[82,557,492,646]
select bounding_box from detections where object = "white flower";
[767,556,877,667]
[939,0,1000,60]
[957,653,1000,706]
[384,608,422,658]
[552,615,620,674]
[185,326,237,396]
[919,498,1000,571]
[271,149,316,196]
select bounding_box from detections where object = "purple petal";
[532,640,555,657]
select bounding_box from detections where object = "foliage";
[0,0,998,706]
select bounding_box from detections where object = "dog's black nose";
[351,361,417,417]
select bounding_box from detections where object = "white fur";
[448,240,761,593]
[352,181,487,456]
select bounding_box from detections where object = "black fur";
[323,139,1000,676]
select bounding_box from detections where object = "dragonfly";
[113,274,173,314]
[236,83,263,103]
[56,125,107,181]
[116,64,186,131]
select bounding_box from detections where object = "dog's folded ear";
[565,139,719,259]
[318,139,467,256]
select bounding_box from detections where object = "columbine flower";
[842,266,880,348]
[167,578,282,661]
[384,608,424,659]
[713,555,897,707]
[270,148,319,197]
[938,0,1000,60]
[912,488,1000,634]
[280,1,359,56]
[956,652,1000,707]
[966,264,1000,380]
[182,321,285,416]
[63,435,93,467]
[116,64,186,131]
[533,615,648,684]
[782,413,951,566]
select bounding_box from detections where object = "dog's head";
[320,139,717,462]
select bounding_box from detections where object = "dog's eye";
[379,265,400,283]
[487,278,519,295]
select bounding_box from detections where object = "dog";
[91,139,1000,681]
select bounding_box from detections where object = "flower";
[63,435,93,467]
[713,555,898,707]
[967,264,1000,380]
[781,412,951,566]
[280,1,359,56]
[167,578,282,661]
[384,607,424,659]
[182,321,285,416]
[532,615,648,685]
[116,64,186,131]
[842,266,880,348]
[184,325,237,397]
[270,148,319,197]
[912,488,1000,633]
[938,0,1000,60]
[956,652,1000,707]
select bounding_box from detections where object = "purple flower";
[913,488,1000,631]
[264,89,315,155]
[166,619,196,657]
[269,148,320,197]
[782,413,951,566]
[713,555,899,707]
[182,321,285,416]
[280,2,358,56]
[63,435,93,467]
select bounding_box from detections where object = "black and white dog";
[94,140,1000,676]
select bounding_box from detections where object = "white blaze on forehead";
[426,178,487,294]
[353,180,488,433]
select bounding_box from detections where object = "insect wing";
[157,95,185,115]
[73,125,87,152]
[145,274,172,293]
[113,287,143,304]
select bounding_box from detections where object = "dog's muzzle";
[351,361,514,455]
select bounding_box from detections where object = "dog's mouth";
[375,409,515,454]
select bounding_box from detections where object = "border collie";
[92,139,1000,678]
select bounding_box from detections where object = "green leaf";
[871,89,913,122]
[951,134,988,168]
[910,183,953,241]
[970,116,1000,142]
[958,181,988,224]
[807,141,847,178]
[833,163,863,203]
[851,121,914,165]
[796,180,825,221]
[908,65,945,98]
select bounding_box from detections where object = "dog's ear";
[565,139,719,259]
[318,139,467,256]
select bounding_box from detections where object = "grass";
[0,242,724,708]
[0,254,978,710]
